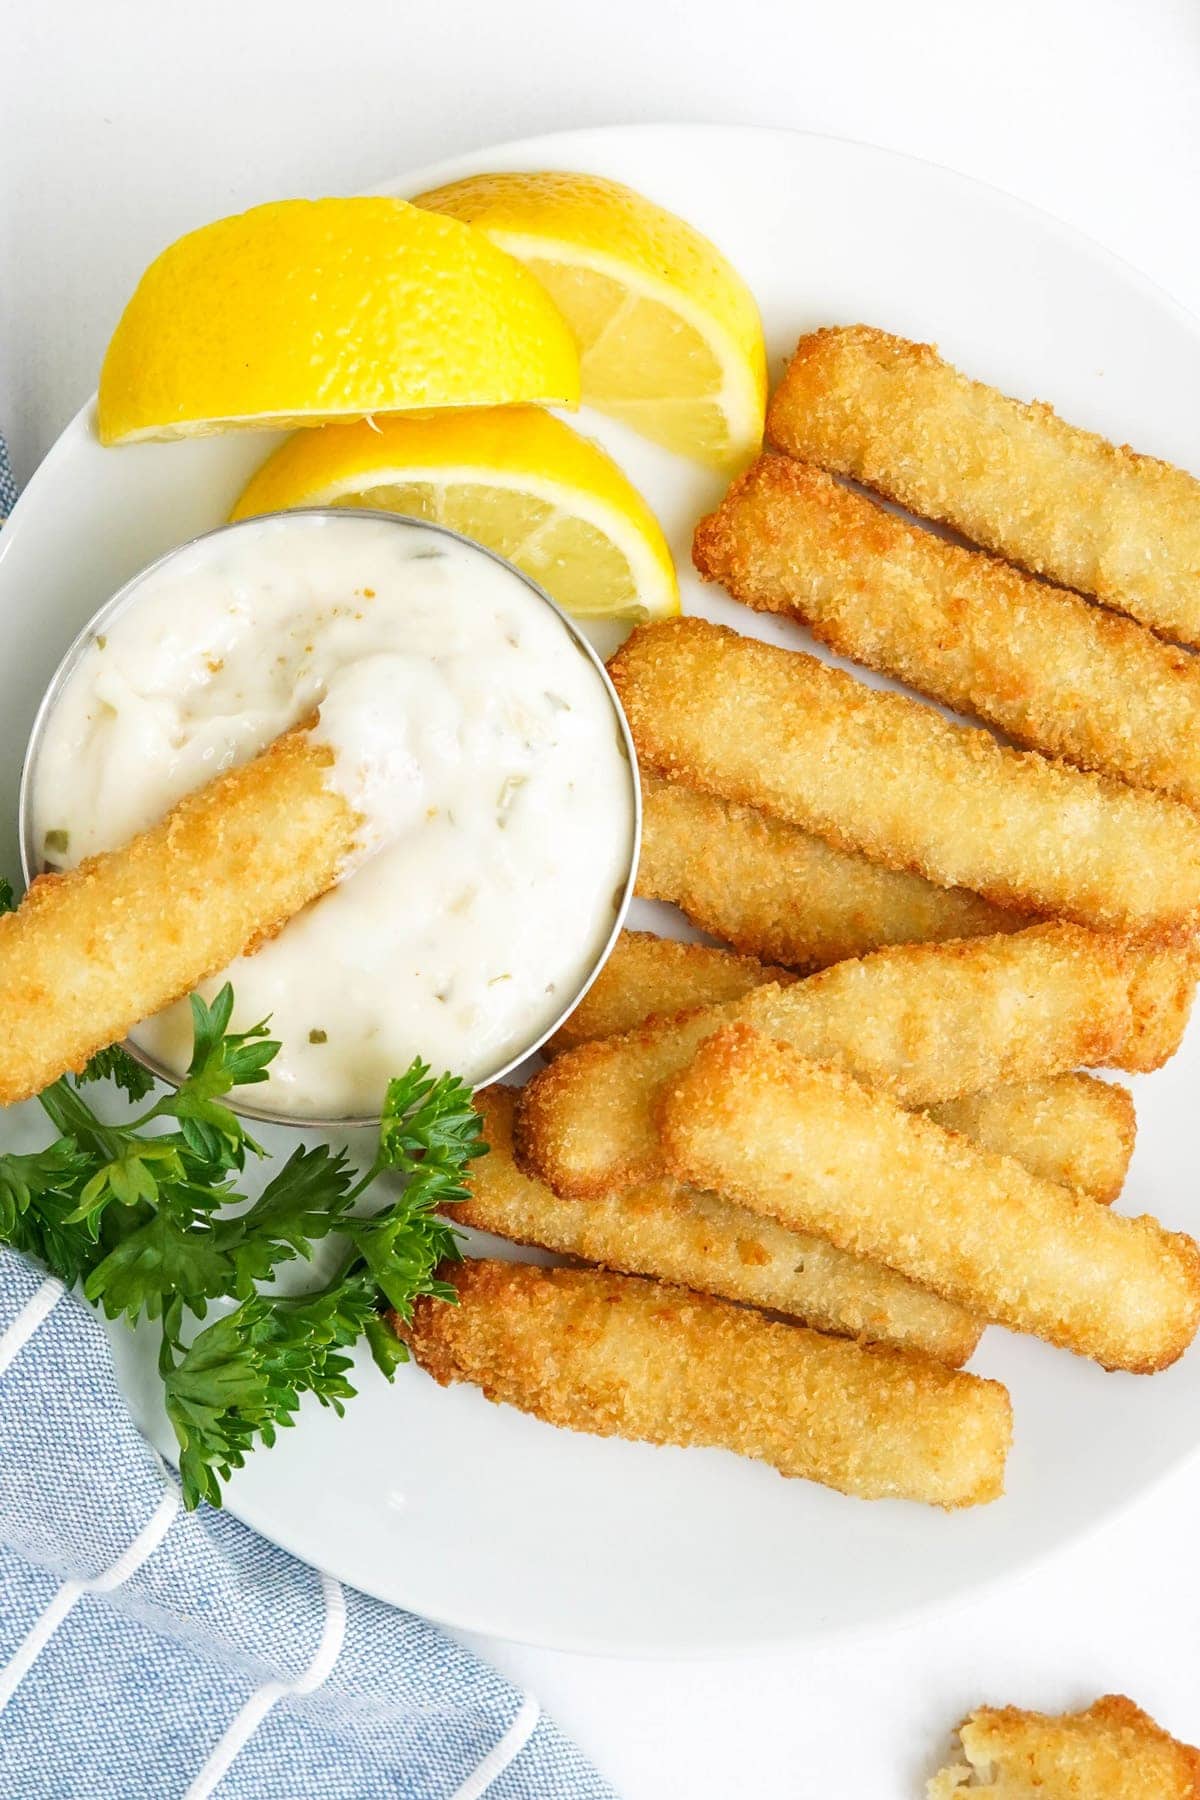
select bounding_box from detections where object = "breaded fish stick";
[0,727,359,1104]
[694,455,1200,809]
[516,924,1161,1198]
[931,1080,1133,1207]
[658,1026,1200,1372]
[768,325,1200,647]
[402,1261,1011,1506]
[928,1696,1200,1799]
[609,618,1200,941]
[549,929,1136,1202]
[546,928,797,1054]
[1128,945,1199,1071]
[462,1087,984,1365]
[636,771,1022,969]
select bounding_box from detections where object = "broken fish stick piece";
[767,324,1200,647]
[694,454,1200,810]
[463,1087,983,1365]
[659,1025,1200,1372]
[516,924,1146,1198]
[545,927,797,1056]
[636,771,1022,971]
[928,1695,1200,1799]
[608,617,1200,941]
[548,929,1136,1203]
[402,1260,1011,1506]
[0,725,360,1105]
[929,1076,1134,1207]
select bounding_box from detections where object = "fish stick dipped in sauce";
[17,511,637,1117]
[401,1260,1012,1507]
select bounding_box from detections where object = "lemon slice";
[230,407,679,623]
[98,197,580,446]
[414,171,766,469]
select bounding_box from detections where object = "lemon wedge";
[230,407,679,623]
[98,198,580,446]
[414,171,766,469]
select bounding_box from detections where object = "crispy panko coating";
[550,928,1136,1202]
[929,1078,1133,1208]
[658,1025,1200,1373]
[928,1695,1200,1798]
[515,924,1160,1198]
[636,771,1021,969]
[767,325,1200,647]
[1127,944,1200,1071]
[0,727,359,1105]
[401,1260,1011,1506]
[461,1087,983,1365]
[694,454,1200,810]
[608,618,1200,941]
[545,927,796,1055]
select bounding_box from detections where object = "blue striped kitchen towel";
[0,453,618,1800]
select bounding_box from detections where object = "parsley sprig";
[0,966,485,1509]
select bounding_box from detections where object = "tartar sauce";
[32,512,637,1117]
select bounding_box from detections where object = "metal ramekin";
[18,508,642,1130]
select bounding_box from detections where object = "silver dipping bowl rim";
[18,506,643,1132]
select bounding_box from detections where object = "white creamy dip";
[32,512,637,1117]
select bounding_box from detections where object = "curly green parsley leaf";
[0,955,487,1510]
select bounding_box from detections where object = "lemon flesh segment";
[415,172,767,470]
[97,197,580,446]
[229,409,680,625]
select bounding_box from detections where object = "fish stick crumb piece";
[929,1075,1135,1207]
[465,1087,983,1366]
[402,1260,1011,1507]
[0,728,358,1106]
[515,924,1142,1198]
[608,617,1200,941]
[546,928,796,1057]
[658,1024,1200,1373]
[694,454,1200,809]
[768,325,1200,647]
[928,1695,1200,1798]
[636,771,1022,971]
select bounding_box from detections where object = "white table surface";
[5,2,1200,1792]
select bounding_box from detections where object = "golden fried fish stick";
[928,1696,1200,1799]
[767,325,1200,647]
[402,1261,1011,1507]
[694,455,1200,809]
[516,924,1150,1198]
[549,928,1136,1202]
[658,1026,1200,1372]
[546,927,797,1055]
[608,618,1200,941]
[929,1078,1133,1207]
[463,1087,983,1365]
[636,771,1022,969]
[0,727,359,1105]
[1128,945,1200,1071]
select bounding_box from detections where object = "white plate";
[4,124,1200,1656]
